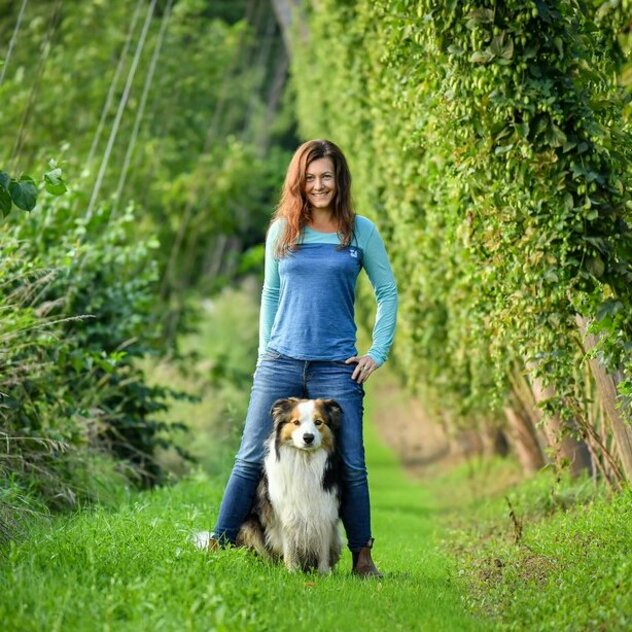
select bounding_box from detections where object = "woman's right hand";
[345,355,378,384]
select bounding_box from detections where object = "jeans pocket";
[333,359,353,367]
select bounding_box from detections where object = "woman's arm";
[362,223,398,367]
[258,221,282,359]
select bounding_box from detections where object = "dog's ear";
[270,397,299,427]
[320,399,342,430]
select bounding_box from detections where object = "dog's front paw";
[283,558,300,573]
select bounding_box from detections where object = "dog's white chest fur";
[264,446,339,564]
[266,447,338,525]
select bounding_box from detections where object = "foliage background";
[2,0,632,540]
[0,0,295,535]
[290,0,632,461]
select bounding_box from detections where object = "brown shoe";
[351,540,383,579]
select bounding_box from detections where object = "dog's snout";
[303,433,315,444]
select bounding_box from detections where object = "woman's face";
[304,157,336,211]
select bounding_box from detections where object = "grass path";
[1,390,490,631]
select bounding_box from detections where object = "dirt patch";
[369,373,523,492]
[370,374,454,476]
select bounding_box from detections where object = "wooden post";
[576,315,632,485]
[504,394,546,474]
[526,362,592,478]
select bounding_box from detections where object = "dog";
[236,397,343,574]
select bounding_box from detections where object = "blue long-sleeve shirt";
[258,215,398,366]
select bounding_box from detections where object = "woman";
[210,139,398,577]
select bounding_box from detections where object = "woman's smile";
[305,157,336,210]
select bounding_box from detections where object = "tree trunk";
[270,0,308,56]
[508,365,551,462]
[480,420,510,458]
[526,364,592,477]
[576,315,632,485]
[504,395,546,474]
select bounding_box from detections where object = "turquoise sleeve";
[362,223,398,366]
[258,221,282,359]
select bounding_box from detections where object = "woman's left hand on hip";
[345,355,378,384]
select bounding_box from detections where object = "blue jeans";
[212,349,372,552]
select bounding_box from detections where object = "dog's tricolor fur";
[236,398,343,573]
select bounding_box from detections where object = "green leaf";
[466,8,494,28]
[9,176,38,211]
[595,2,616,20]
[515,122,529,138]
[45,167,62,183]
[0,170,10,189]
[45,180,67,196]
[490,34,503,56]
[586,255,605,278]
[553,37,563,57]
[523,45,538,60]
[534,115,549,136]
[0,186,12,217]
[595,299,622,321]
[546,124,567,148]
[584,236,607,253]
[490,34,513,60]
[470,49,494,64]
[564,193,574,210]
[44,167,68,195]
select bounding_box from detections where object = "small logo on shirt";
[349,248,358,258]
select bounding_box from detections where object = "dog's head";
[270,398,341,455]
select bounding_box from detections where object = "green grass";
[3,385,631,631]
[0,386,488,632]
[429,458,632,631]
[4,272,630,631]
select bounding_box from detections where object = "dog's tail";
[191,530,213,550]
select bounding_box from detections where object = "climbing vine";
[292,0,632,475]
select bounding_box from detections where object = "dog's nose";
[303,433,315,444]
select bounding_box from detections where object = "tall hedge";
[291,0,632,476]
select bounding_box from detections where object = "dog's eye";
[292,419,300,426]
[314,419,323,426]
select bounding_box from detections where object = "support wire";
[85,0,157,222]
[0,0,29,86]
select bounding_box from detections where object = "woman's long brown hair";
[272,139,355,257]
